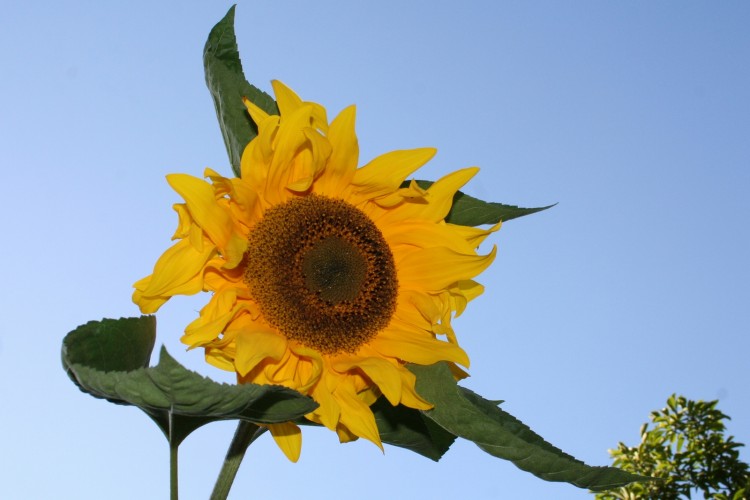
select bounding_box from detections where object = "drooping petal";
[397,367,434,410]
[267,422,302,462]
[307,374,341,430]
[134,238,215,313]
[334,383,383,449]
[332,356,403,406]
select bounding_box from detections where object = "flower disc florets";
[244,194,397,354]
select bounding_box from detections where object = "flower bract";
[133,81,498,461]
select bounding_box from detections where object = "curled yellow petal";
[373,323,470,368]
[398,245,497,291]
[234,328,287,377]
[133,238,215,313]
[352,148,436,199]
[167,173,233,250]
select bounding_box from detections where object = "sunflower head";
[133,80,498,461]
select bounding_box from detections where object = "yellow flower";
[133,81,498,461]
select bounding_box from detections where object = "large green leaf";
[405,180,553,226]
[63,317,317,446]
[370,397,456,461]
[204,5,278,177]
[409,362,649,491]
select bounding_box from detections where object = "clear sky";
[1,1,748,499]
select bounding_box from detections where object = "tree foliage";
[595,395,750,500]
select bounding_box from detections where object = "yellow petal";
[242,97,271,126]
[377,167,479,223]
[170,204,191,240]
[371,179,430,208]
[183,310,234,346]
[287,343,325,393]
[373,323,470,367]
[450,279,485,317]
[267,422,302,462]
[285,129,332,193]
[398,245,497,291]
[272,80,304,117]
[204,346,236,372]
[234,328,288,377]
[167,174,233,249]
[316,105,358,195]
[138,238,215,298]
[332,356,403,406]
[240,114,280,181]
[335,424,359,443]
[449,221,502,249]
[266,105,320,194]
[204,168,258,224]
[384,221,478,254]
[272,80,328,132]
[335,386,382,449]
[308,374,341,430]
[131,277,170,314]
[397,368,434,410]
[352,148,436,198]
[395,289,443,329]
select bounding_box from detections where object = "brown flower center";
[244,195,398,354]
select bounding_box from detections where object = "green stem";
[170,441,179,500]
[210,421,267,500]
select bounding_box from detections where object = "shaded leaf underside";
[62,317,317,446]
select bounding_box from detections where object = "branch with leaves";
[594,395,750,500]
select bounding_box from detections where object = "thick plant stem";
[210,421,266,500]
[170,442,179,500]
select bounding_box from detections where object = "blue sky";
[1,1,748,498]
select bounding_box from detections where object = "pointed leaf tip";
[404,180,554,226]
[409,362,649,491]
[204,5,278,177]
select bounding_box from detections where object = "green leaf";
[204,5,278,177]
[370,397,457,461]
[407,180,553,226]
[446,193,555,226]
[409,362,649,491]
[62,315,156,373]
[62,317,317,446]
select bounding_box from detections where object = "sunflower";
[133,81,498,461]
